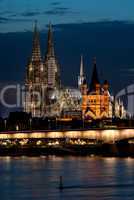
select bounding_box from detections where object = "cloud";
[20,7,71,17]
[0,17,10,23]
[0,10,34,23]
[14,8,70,18]
[0,10,12,15]
[7,6,73,19]
[44,7,74,16]
[21,11,41,17]
[51,2,61,6]
[9,14,17,17]
[12,18,32,22]
[54,7,70,11]
[0,16,31,24]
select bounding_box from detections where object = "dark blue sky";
[0,1,133,90]
[0,0,133,91]
[0,21,134,91]
[0,0,134,32]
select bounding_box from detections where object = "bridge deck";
[0,129,133,142]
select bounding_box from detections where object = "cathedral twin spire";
[26,21,59,88]
[25,21,60,117]
[29,21,103,92]
[32,21,55,61]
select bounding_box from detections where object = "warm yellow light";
[0,129,133,143]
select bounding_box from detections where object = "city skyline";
[0,21,134,90]
[0,1,133,91]
[0,3,134,200]
[0,2,134,116]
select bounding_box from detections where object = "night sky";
[0,0,134,116]
[0,0,134,32]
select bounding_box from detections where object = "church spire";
[31,21,42,62]
[78,55,86,88]
[44,22,60,89]
[45,22,55,58]
[25,21,45,118]
[90,57,100,91]
[80,55,84,77]
[26,21,43,84]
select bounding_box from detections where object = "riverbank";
[0,143,134,157]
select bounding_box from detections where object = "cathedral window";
[40,65,44,72]
[29,67,33,72]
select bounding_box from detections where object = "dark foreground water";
[0,156,134,200]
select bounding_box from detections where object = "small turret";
[103,80,109,92]
[81,78,88,95]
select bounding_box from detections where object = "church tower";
[44,23,60,89]
[81,57,111,119]
[25,22,46,117]
[78,55,85,87]
[78,55,87,95]
[89,57,100,93]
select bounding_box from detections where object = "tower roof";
[26,21,43,84]
[45,22,55,58]
[80,55,84,77]
[90,57,100,91]
[78,55,87,87]
[31,21,42,62]
[103,80,109,85]
[44,23,60,89]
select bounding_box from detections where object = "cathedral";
[24,22,60,117]
[24,22,126,120]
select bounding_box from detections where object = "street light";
[16,125,19,131]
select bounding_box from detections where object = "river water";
[0,156,134,200]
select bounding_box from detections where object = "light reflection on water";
[0,156,134,200]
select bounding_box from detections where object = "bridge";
[0,128,134,143]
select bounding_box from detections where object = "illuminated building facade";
[24,22,61,117]
[24,22,45,117]
[24,22,126,120]
[80,58,126,120]
[44,23,60,89]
